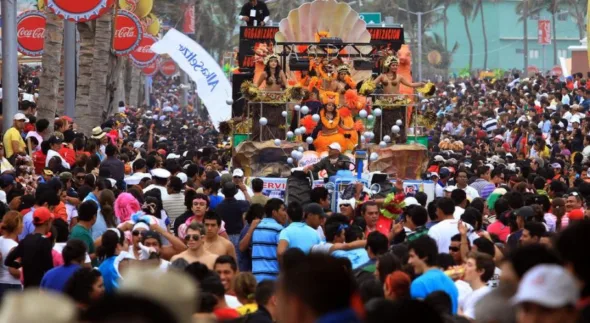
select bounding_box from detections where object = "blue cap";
[0,174,15,188]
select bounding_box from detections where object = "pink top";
[487,221,511,243]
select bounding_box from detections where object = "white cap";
[430,172,440,178]
[404,197,420,207]
[133,141,144,149]
[337,197,356,209]
[486,163,495,171]
[506,153,513,158]
[511,264,579,308]
[176,172,188,184]
[328,142,342,152]
[232,168,244,177]
[571,116,581,124]
[434,155,445,162]
[151,168,171,179]
[167,153,180,160]
[13,113,29,122]
[444,185,457,192]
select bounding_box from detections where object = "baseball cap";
[176,172,188,184]
[404,197,420,207]
[328,143,342,152]
[46,136,63,145]
[151,168,171,179]
[550,162,562,169]
[232,169,244,178]
[156,149,167,156]
[515,206,535,220]
[338,198,356,209]
[133,141,145,149]
[506,153,514,158]
[13,113,29,122]
[444,185,457,193]
[511,264,579,308]
[494,135,503,141]
[430,172,440,178]
[568,209,584,221]
[0,174,16,187]
[33,207,54,225]
[304,203,327,218]
[59,172,73,181]
[140,230,162,245]
[434,155,446,162]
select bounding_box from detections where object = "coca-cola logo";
[113,10,143,56]
[159,60,178,77]
[130,33,158,67]
[17,11,46,56]
[48,0,109,22]
[142,60,159,76]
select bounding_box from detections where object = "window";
[558,49,567,58]
[529,50,539,59]
[557,12,568,21]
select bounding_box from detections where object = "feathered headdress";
[384,55,399,68]
[320,91,339,106]
[263,54,279,65]
[337,65,351,74]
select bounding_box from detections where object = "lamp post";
[2,0,18,131]
[397,6,444,81]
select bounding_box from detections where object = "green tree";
[458,0,474,70]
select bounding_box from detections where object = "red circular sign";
[551,66,563,77]
[113,10,143,56]
[129,34,158,67]
[142,60,159,76]
[17,11,46,57]
[527,66,539,74]
[47,0,109,22]
[159,59,178,77]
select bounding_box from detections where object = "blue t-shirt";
[278,222,320,254]
[252,218,283,282]
[332,248,370,270]
[40,264,81,292]
[209,195,224,210]
[98,256,119,294]
[410,269,459,314]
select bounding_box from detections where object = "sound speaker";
[232,72,254,117]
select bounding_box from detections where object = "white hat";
[337,197,356,209]
[328,142,342,152]
[571,116,581,124]
[133,141,144,149]
[444,185,457,192]
[151,168,171,179]
[232,168,244,177]
[434,155,446,162]
[430,172,440,178]
[404,197,420,207]
[167,153,180,160]
[486,163,495,171]
[91,126,106,139]
[176,172,188,184]
[511,264,579,308]
[506,153,513,158]
[13,113,29,123]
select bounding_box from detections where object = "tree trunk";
[552,10,557,65]
[479,1,487,69]
[37,11,64,124]
[57,46,65,116]
[124,58,133,105]
[84,10,113,134]
[75,22,95,126]
[128,66,142,108]
[464,16,473,70]
[443,7,448,51]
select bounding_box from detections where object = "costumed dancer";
[255,54,288,92]
[339,90,365,152]
[313,91,346,154]
[375,55,425,95]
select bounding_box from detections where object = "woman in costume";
[313,91,346,154]
[375,55,425,95]
[255,54,288,92]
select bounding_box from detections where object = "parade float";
[227,0,431,189]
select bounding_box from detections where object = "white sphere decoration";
[287,157,294,164]
[286,131,294,139]
[299,126,307,134]
[373,108,382,117]
[379,141,387,148]
[370,152,379,161]
[291,150,299,159]
[383,135,391,143]
[226,98,233,105]
[298,147,304,152]
[312,114,320,122]
[301,106,309,115]
[274,139,281,146]
[281,111,288,118]
[396,119,403,126]
[306,136,314,144]
[367,115,374,121]
[392,125,401,133]
[359,110,368,118]
[294,105,301,111]
[294,128,302,136]
[360,135,366,143]
[259,117,268,126]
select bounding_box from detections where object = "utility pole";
[2,0,18,131]
[523,0,528,71]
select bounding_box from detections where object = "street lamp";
[397,6,444,81]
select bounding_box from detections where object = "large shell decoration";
[275,0,372,83]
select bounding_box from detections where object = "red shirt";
[213,308,240,320]
[32,150,46,175]
[58,146,76,167]
[487,221,511,243]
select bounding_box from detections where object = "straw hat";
[91,126,106,139]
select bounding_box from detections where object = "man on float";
[303,143,351,178]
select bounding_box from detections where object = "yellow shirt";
[3,127,25,158]
[236,303,258,316]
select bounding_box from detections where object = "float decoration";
[159,59,178,77]
[129,33,158,67]
[47,0,109,22]
[17,10,46,57]
[113,10,143,56]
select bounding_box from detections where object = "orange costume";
[396,45,414,125]
[314,91,346,154]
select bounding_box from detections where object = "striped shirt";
[469,179,496,199]
[482,118,498,137]
[162,193,186,227]
[252,218,284,282]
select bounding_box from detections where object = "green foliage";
[459,66,471,78]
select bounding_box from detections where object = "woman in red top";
[32,141,48,175]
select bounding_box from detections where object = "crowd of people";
[0,63,589,323]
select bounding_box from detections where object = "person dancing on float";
[255,54,288,92]
[313,91,346,154]
[374,55,424,95]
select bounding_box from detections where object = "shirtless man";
[374,55,424,95]
[203,212,237,262]
[171,222,219,269]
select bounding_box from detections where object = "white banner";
[150,28,232,129]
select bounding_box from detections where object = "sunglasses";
[564,192,580,198]
[184,234,201,241]
[449,246,460,252]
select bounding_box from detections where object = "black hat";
[304,203,327,218]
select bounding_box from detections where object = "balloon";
[298,147,304,152]
[367,115,374,121]
[370,152,379,161]
[379,141,387,148]
[306,137,314,144]
[294,128,302,136]
[396,119,403,126]
[360,135,366,143]
[383,135,391,143]
[291,150,299,159]
[287,157,294,164]
[299,127,307,134]
[301,106,309,115]
[287,131,294,138]
[226,98,233,105]
[274,139,281,146]
[359,110,368,118]
[294,105,301,111]
[259,117,268,126]
[312,114,320,122]
[392,125,401,133]
[282,111,288,118]
[373,108,382,117]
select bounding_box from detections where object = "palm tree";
[473,0,488,69]
[75,21,94,120]
[563,0,585,39]
[434,0,456,51]
[517,0,561,68]
[458,0,474,70]
[37,10,63,124]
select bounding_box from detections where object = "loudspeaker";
[232,72,254,117]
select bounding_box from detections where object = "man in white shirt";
[455,170,479,200]
[459,252,494,320]
[231,168,253,201]
[451,189,468,220]
[428,198,478,253]
[143,168,171,199]
[45,136,70,169]
[25,118,50,152]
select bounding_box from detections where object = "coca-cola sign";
[17,11,46,57]
[142,59,159,76]
[129,33,158,67]
[113,10,143,56]
[182,4,195,35]
[159,59,178,77]
[47,0,109,22]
